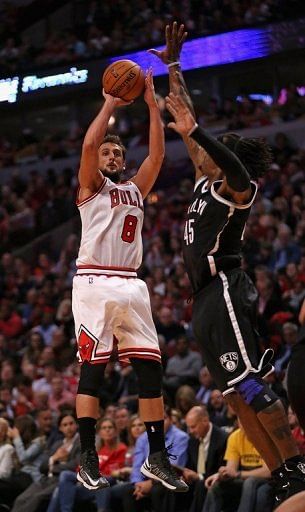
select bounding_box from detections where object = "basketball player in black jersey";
[150,22,305,508]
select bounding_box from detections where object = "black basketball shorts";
[192,268,274,395]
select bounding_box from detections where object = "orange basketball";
[102,59,145,101]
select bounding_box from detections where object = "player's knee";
[130,358,163,399]
[235,375,278,413]
[77,361,106,397]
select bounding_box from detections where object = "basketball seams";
[121,68,142,101]
[102,59,144,100]
[104,63,138,92]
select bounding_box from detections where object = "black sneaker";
[77,449,110,490]
[273,462,305,508]
[141,448,189,492]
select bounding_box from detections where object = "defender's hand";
[166,91,196,135]
[148,21,187,64]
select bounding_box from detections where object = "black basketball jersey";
[182,176,258,293]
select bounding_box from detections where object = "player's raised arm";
[149,22,209,180]
[78,93,130,196]
[131,70,165,199]
[166,92,252,203]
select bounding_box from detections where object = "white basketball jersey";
[76,177,144,277]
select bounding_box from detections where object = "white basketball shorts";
[72,274,161,365]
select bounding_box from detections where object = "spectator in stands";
[196,366,217,405]
[96,414,146,511]
[0,301,23,339]
[0,385,14,419]
[208,389,233,430]
[49,329,75,369]
[119,405,189,512]
[171,405,228,512]
[274,322,298,375]
[163,335,202,400]
[203,420,273,512]
[175,385,198,420]
[271,224,301,271]
[32,361,57,395]
[115,405,131,446]
[35,407,63,449]
[11,411,80,512]
[116,364,139,413]
[155,306,185,343]
[0,360,16,388]
[34,312,57,347]
[21,329,44,366]
[14,375,35,416]
[46,416,127,512]
[0,417,14,479]
[48,376,75,413]
[113,414,146,481]
[104,404,118,420]
[98,360,121,408]
[0,414,46,508]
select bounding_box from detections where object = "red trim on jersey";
[119,354,161,363]
[75,273,136,279]
[119,347,161,355]
[76,178,106,207]
[78,356,111,365]
[77,265,137,272]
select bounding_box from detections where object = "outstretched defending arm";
[149,22,211,180]
[131,70,165,199]
[166,92,252,202]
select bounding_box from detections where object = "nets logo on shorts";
[219,352,239,372]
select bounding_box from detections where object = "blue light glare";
[109,28,270,76]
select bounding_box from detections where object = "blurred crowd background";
[1,0,305,74]
[0,1,305,511]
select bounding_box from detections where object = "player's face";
[98,142,125,183]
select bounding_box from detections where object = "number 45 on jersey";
[184,219,194,245]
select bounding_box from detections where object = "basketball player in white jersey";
[73,70,188,493]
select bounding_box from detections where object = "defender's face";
[98,142,125,176]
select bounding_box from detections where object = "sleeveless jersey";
[76,176,144,277]
[182,176,257,293]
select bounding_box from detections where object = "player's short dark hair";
[218,132,273,180]
[101,134,126,160]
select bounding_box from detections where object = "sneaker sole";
[141,464,188,492]
[77,472,109,490]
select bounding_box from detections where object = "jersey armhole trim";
[211,181,258,209]
[76,178,107,207]
[194,175,209,191]
[129,178,144,199]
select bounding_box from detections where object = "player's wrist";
[187,122,198,137]
[168,61,180,68]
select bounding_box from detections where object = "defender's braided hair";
[219,133,273,180]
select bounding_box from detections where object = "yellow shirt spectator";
[224,428,263,470]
